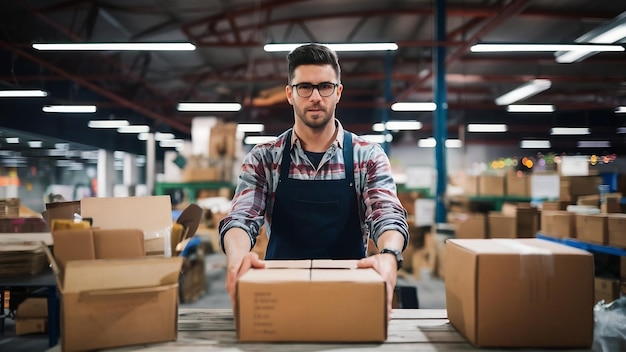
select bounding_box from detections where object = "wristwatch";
[380,248,403,270]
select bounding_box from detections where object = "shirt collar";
[290,120,345,149]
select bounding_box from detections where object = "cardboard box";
[236,260,386,342]
[559,176,602,200]
[540,210,576,238]
[16,318,47,336]
[445,238,594,348]
[487,212,516,238]
[81,195,173,256]
[448,213,486,239]
[501,203,539,238]
[594,277,620,304]
[541,200,574,211]
[463,175,479,196]
[478,175,505,196]
[576,214,608,245]
[506,173,530,197]
[17,297,47,318]
[607,214,626,248]
[46,196,184,352]
[621,256,626,281]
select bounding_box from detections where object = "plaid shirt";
[218,121,409,252]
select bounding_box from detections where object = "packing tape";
[493,239,555,303]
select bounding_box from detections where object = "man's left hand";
[357,253,398,321]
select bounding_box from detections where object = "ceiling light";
[577,141,610,148]
[236,124,265,133]
[88,120,130,128]
[155,132,176,141]
[372,121,423,131]
[0,90,48,97]
[177,102,242,112]
[33,42,196,51]
[495,79,552,105]
[6,138,19,144]
[28,141,42,148]
[618,127,626,134]
[159,139,184,148]
[615,106,626,113]
[470,43,624,52]
[43,105,97,113]
[263,43,398,52]
[507,104,555,113]
[555,12,626,63]
[520,140,551,149]
[390,102,437,111]
[417,138,463,148]
[550,127,590,135]
[467,124,508,132]
[244,136,277,145]
[117,125,150,133]
[55,143,69,150]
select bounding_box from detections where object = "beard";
[293,100,335,130]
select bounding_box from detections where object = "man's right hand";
[226,251,265,309]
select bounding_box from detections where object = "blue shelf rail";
[537,233,626,257]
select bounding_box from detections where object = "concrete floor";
[0,252,446,352]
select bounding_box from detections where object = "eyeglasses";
[291,82,339,98]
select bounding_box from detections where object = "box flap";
[448,238,590,256]
[51,229,96,271]
[63,256,182,293]
[264,260,311,269]
[81,196,172,234]
[239,268,310,282]
[311,268,384,282]
[92,229,145,259]
[311,259,359,269]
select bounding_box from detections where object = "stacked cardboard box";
[15,298,47,336]
[594,277,621,304]
[488,203,538,238]
[478,175,505,196]
[576,214,608,245]
[506,172,530,197]
[607,214,626,248]
[447,213,486,239]
[540,210,576,238]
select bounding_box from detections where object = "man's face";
[286,64,342,130]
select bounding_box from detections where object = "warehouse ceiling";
[0,0,625,162]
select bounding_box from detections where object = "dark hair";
[286,43,341,84]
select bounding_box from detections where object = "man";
[219,43,409,316]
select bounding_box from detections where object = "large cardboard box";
[607,214,626,248]
[540,210,576,238]
[236,260,386,342]
[445,238,594,348]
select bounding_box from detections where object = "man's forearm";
[376,230,405,252]
[223,228,253,265]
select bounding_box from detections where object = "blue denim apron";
[265,130,364,260]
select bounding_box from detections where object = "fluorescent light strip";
[6,138,19,144]
[617,127,626,134]
[236,124,265,133]
[0,90,48,97]
[577,141,610,148]
[495,79,552,105]
[391,102,437,111]
[372,121,423,131]
[88,120,130,128]
[159,139,184,148]
[117,125,150,133]
[520,140,551,149]
[28,141,42,148]
[155,132,175,141]
[264,43,398,52]
[33,42,196,51]
[43,105,96,113]
[615,106,626,113]
[467,124,508,132]
[55,143,69,150]
[418,138,463,148]
[244,136,277,145]
[177,102,242,112]
[550,127,590,135]
[555,12,626,63]
[507,104,555,113]
[471,43,624,52]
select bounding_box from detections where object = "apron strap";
[279,129,293,182]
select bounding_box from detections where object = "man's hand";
[226,251,265,309]
[357,253,398,321]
